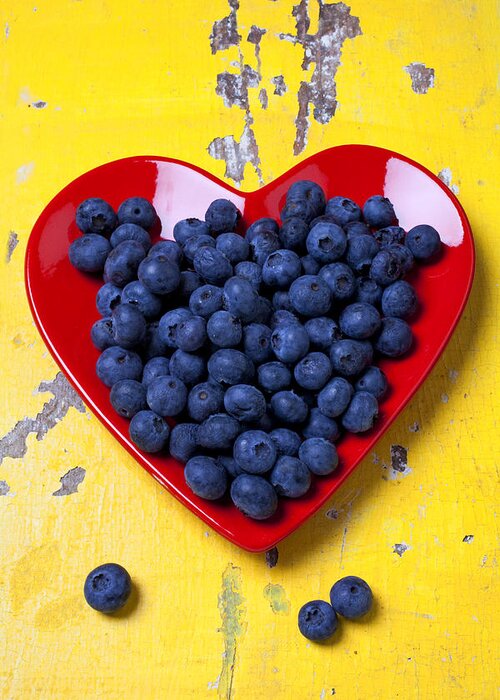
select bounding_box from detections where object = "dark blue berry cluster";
[69,186,441,520]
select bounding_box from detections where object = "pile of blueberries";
[69,183,441,520]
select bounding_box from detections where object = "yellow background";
[0,1,498,698]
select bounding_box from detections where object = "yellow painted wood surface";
[1,1,498,697]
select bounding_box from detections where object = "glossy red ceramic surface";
[25,145,474,552]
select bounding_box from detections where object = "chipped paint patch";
[265,546,279,568]
[0,372,86,464]
[404,62,435,94]
[259,88,268,109]
[208,675,220,690]
[462,535,474,543]
[409,421,420,433]
[217,563,246,700]
[210,0,240,54]
[0,480,11,495]
[448,369,459,382]
[271,75,287,95]
[31,100,47,109]
[4,22,10,39]
[216,66,260,109]
[438,168,460,195]
[16,162,34,184]
[393,542,411,557]
[325,508,339,519]
[208,123,263,185]
[391,444,408,472]
[52,466,86,496]
[263,583,290,615]
[441,393,449,403]
[6,231,19,262]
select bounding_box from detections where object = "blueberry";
[257,361,292,393]
[388,243,414,274]
[271,391,309,424]
[289,275,331,317]
[224,384,266,422]
[342,391,378,433]
[197,414,241,450]
[317,376,354,417]
[271,323,310,363]
[279,217,309,251]
[138,255,181,295]
[205,199,240,234]
[355,366,388,399]
[406,224,441,260]
[117,197,156,229]
[168,423,199,462]
[304,317,341,351]
[158,308,192,348]
[363,195,396,229]
[103,240,146,287]
[141,321,170,360]
[175,315,207,352]
[344,221,371,238]
[381,280,417,319]
[96,283,122,316]
[301,255,321,275]
[355,277,383,306]
[299,438,338,476]
[339,302,381,340]
[187,381,225,422]
[91,318,116,350]
[173,218,210,246]
[306,222,346,263]
[96,346,142,387]
[234,261,262,290]
[110,223,151,252]
[373,225,405,248]
[269,428,301,457]
[374,317,413,357]
[298,600,338,641]
[69,234,111,273]
[146,375,187,416]
[179,270,202,301]
[294,352,332,391]
[110,379,147,418]
[142,356,171,387]
[345,234,380,274]
[194,246,233,286]
[147,239,183,265]
[215,232,249,264]
[169,350,206,385]
[230,474,278,520]
[218,455,244,478]
[233,430,277,474]
[325,196,362,226]
[243,323,273,363]
[253,296,273,325]
[330,339,372,377]
[270,291,291,312]
[319,262,356,301]
[281,198,315,224]
[76,198,117,235]
[287,180,326,216]
[121,281,162,320]
[207,310,242,347]
[370,249,403,286]
[271,456,311,497]
[303,408,340,441]
[249,231,281,266]
[183,234,216,263]
[208,349,255,386]
[184,456,227,500]
[189,284,224,318]
[111,303,147,348]
[84,563,131,613]
[262,249,302,288]
[245,217,279,243]
[269,310,300,329]
[129,410,170,452]
[223,276,259,322]
[330,575,373,619]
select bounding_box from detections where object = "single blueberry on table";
[271,456,311,498]
[325,196,362,226]
[299,438,338,476]
[189,284,224,318]
[205,198,240,234]
[373,225,406,248]
[103,240,146,287]
[374,317,413,357]
[117,197,157,229]
[121,281,162,320]
[289,275,332,317]
[233,430,277,474]
[279,217,309,252]
[381,280,418,319]
[129,410,170,452]
[306,222,347,263]
[303,408,340,441]
[262,249,302,288]
[257,361,292,393]
[96,283,122,316]
[76,198,117,236]
[175,315,207,352]
[317,376,354,417]
[230,474,278,520]
[341,391,379,433]
[168,423,199,463]
[96,346,143,387]
[138,255,181,295]
[208,348,255,386]
[224,384,267,423]
[388,243,414,274]
[197,413,241,450]
[91,318,116,351]
[245,217,279,243]
[298,600,338,641]
[249,230,281,266]
[158,307,192,348]
[173,217,210,246]
[280,197,315,224]
[111,304,147,349]
[169,349,206,386]
[294,352,332,391]
[216,232,249,264]
[193,246,233,286]
[187,381,225,422]
[271,391,309,424]
[207,310,242,348]
[330,575,373,619]
[269,428,302,457]
[183,234,216,263]
[146,375,188,417]
[234,261,262,290]
[223,276,259,323]
[271,323,310,364]
[287,180,326,216]
[355,366,388,400]
[243,323,273,364]
[369,249,403,287]
[179,270,202,301]
[329,339,372,377]
[269,310,300,329]
[355,277,383,306]
[406,224,441,260]
[147,239,183,265]
[142,356,171,387]
[339,302,381,340]
[319,262,356,301]
[304,317,341,351]
[363,195,396,229]
[84,563,131,613]
[345,234,380,274]
[110,379,147,419]
[301,254,321,275]
[69,234,111,274]
[184,456,227,500]
[110,223,151,252]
